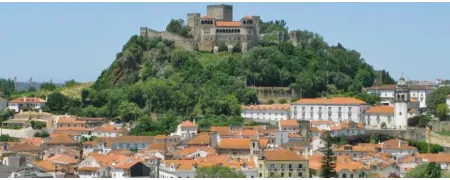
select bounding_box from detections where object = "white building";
[393,77,410,130]
[111,136,155,150]
[447,95,450,112]
[0,97,7,112]
[241,104,290,123]
[291,97,370,123]
[278,120,299,133]
[365,105,417,130]
[380,139,418,160]
[366,83,434,108]
[310,120,336,130]
[171,120,198,140]
[8,97,47,113]
[329,121,365,137]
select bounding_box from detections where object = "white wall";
[367,89,432,108]
[241,109,290,121]
[291,104,370,123]
[366,113,394,129]
[0,127,38,138]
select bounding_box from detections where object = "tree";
[387,173,400,178]
[165,19,190,38]
[426,86,450,114]
[404,162,441,178]
[267,100,275,104]
[117,101,141,122]
[320,131,337,178]
[195,165,246,178]
[45,92,68,114]
[436,103,449,121]
[39,82,57,91]
[65,79,79,88]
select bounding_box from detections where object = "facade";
[380,139,418,160]
[171,120,198,140]
[241,104,290,123]
[140,4,261,53]
[366,83,434,108]
[393,77,410,130]
[8,97,46,113]
[111,136,155,150]
[56,116,87,128]
[278,120,299,133]
[291,97,370,123]
[329,121,365,137]
[257,149,309,178]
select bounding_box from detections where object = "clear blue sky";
[0,3,449,83]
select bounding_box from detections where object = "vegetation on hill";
[405,162,441,178]
[195,165,246,178]
[426,86,450,116]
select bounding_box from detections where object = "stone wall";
[428,121,450,132]
[140,27,198,51]
[0,127,38,138]
[254,86,300,103]
[365,128,427,142]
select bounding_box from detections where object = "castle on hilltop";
[140,4,261,53]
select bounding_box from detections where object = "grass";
[11,82,93,100]
[195,51,242,67]
[437,130,450,136]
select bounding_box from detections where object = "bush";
[410,140,444,153]
[267,99,275,104]
[34,131,49,137]
[279,99,287,104]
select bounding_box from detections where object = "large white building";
[7,97,47,113]
[290,97,370,123]
[241,104,290,123]
[366,82,434,108]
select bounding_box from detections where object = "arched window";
[401,94,405,101]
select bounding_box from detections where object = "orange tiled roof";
[47,154,78,164]
[56,127,89,131]
[381,139,417,150]
[232,129,258,137]
[335,155,367,172]
[336,143,380,152]
[410,98,418,102]
[46,134,78,145]
[8,142,42,152]
[218,138,250,149]
[241,104,290,110]
[202,15,213,19]
[366,106,394,114]
[115,160,143,170]
[176,146,216,157]
[310,127,319,132]
[216,21,241,27]
[331,121,364,131]
[279,120,298,126]
[259,138,269,148]
[211,126,232,136]
[180,120,197,127]
[9,97,46,103]
[188,133,210,145]
[294,97,367,105]
[57,116,86,124]
[288,133,302,138]
[243,15,253,19]
[264,149,306,161]
[22,137,44,147]
[154,135,166,140]
[78,166,100,171]
[33,160,63,172]
[309,154,323,170]
[93,124,117,132]
[409,109,417,113]
[416,153,450,163]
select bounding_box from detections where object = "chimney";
[23,97,26,102]
[112,160,116,167]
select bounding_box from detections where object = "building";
[56,115,87,128]
[140,4,261,53]
[335,143,381,159]
[171,120,198,140]
[7,97,46,113]
[310,120,336,131]
[78,153,149,178]
[241,104,290,123]
[309,154,370,178]
[366,82,434,108]
[329,121,365,137]
[393,77,410,130]
[380,139,417,160]
[111,136,155,150]
[278,120,299,133]
[365,105,417,130]
[358,152,400,178]
[0,97,7,112]
[291,97,370,123]
[257,149,309,178]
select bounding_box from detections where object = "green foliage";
[165,19,190,38]
[0,108,14,122]
[320,131,337,178]
[117,101,141,122]
[195,165,246,178]
[405,162,441,178]
[65,79,80,88]
[30,120,46,130]
[410,141,444,153]
[408,115,432,127]
[0,78,16,98]
[130,147,138,152]
[267,99,275,104]
[39,82,57,91]
[436,103,449,121]
[34,130,49,137]
[278,99,287,104]
[260,19,288,33]
[0,134,19,142]
[426,86,450,114]
[331,134,393,146]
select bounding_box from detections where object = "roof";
[366,106,394,114]
[93,124,117,132]
[90,154,132,167]
[176,147,216,157]
[188,133,210,145]
[115,160,143,170]
[215,21,241,27]
[288,133,302,138]
[56,127,89,131]
[218,138,250,149]
[232,129,258,137]
[57,116,86,124]
[33,160,63,172]
[263,149,306,161]
[279,120,298,126]
[366,84,433,90]
[294,97,367,105]
[113,136,154,143]
[202,15,213,19]
[47,154,78,164]
[381,139,417,150]
[9,97,46,103]
[148,142,177,150]
[330,121,364,131]
[22,138,44,147]
[241,104,290,110]
[309,154,323,170]
[210,126,232,136]
[243,15,253,19]
[46,134,78,145]
[259,138,269,148]
[78,167,99,171]
[335,155,367,172]
[409,109,417,113]
[336,143,380,152]
[416,153,450,163]
[180,120,197,127]
[8,142,42,152]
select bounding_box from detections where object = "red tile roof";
[180,120,197,127]
[216,21,241,27]
[263,149,306,161]
[241,104,290,110]
[294,97,367,105]
[279,120,298,126]
[243,15,253,19]
[218,138,250,149]
[366,106,394,114]
[9,97,46,103]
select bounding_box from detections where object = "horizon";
[0,3,449,83]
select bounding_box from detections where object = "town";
[1,3,450,179]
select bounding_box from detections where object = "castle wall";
[207,5,233,21]
[140,27,198,51]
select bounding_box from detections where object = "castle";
[140,4,261,53]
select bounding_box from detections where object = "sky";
[0,2,449,83]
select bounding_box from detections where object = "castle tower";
[250,136,261,155]
[207,4,233,21]
[394,77,410,130]
[187,13,201,41]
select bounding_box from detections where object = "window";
[288,173,292,177]
[298,172,302,177]
[288,164,292,169]
[342,173,347,178]
[350,174,354,178]
[281,173,284,177]
[251,176,254,178]
[259,173,262,177]
[259,164,262,168]
[298,164,303,168]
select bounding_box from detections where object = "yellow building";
[257,149,309,178]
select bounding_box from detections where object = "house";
[310,120,336,130]
[380,139,418,159]
[1,119,30,129]
[8,97,46,113]
[76,117,107,129]
[291,97,370,123]
[335,143,381,160]
[175,146,217,159]
[92,123,119,137]
[309,154,370,178]
[78,153,146,178]
[241,104,290,123]
[329,121,365,137]
[217,138,261,157]
[82,137,114,156]
[56,115,87,128]
[55,127,90,141]
[111,136,155,150]
[257,149,309,178]
[111,160,150,178]
[159,155,258,178]
[278,120,299,133]
[401,153,450,172]
[365,104,417,130]
[0,97,7,112]
[31,160,67,178]
[171,120,198,140]
[358,152,400,178]
[366,84,434,108]
[45,134,79,149]
[311,137,324,152]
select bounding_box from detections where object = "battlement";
[140,27,198,51]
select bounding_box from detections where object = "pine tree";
[320,130,337,178]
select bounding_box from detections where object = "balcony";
[297,168,303,172]
[289,169,294,172]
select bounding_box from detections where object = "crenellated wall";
[140,27,198,51]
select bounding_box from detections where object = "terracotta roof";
[218,138,250,149]
[416,153,450,163]
[33,160,63,172]
[9,97,46,103]
[410,98,418,102]
[202,15,213,19]
[409,109,417,113]
[336,143,380,152]
[78,167,100,171]
[381,139,417,150]
[331,121,364,131]
[176,146,216,157]
[180,120,197,127]
[279,120,298,126]
[243,125,266,130]
[259,138,269,148]
[47,154,78,164]
[335,155,367,172]
[93,124,117,132]
[57,116,86,124]
[90,153,132,167]
[241,104,290,110]
[188,133,210,145]
[264,149,306,161]
[113,136,154,143]
[22,137,44,147]
[115,160,143,170]
[118,127,129,133]
[366,84,433,90]
[216,21,241,27]
[310,127,319,132]
[154,135,166,140]
[309,154,323,170]
[109,149,134,156]
[243,15,253,19]
[8,142,42,152]
[46,134,78,145]
[211,126,232,136]
[294,97,367,105]
[366,106,394,114]
[288,133,302,138]
[310,120,335,125]
[232,129,258,137]
[56,127,89,131]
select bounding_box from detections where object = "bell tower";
[394,76,410,130]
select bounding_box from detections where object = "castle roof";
[202,15,213,19]
[243,15,253,19]
[216,21,241,27]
